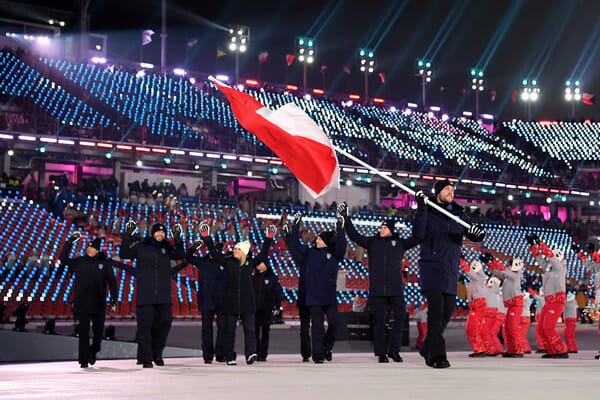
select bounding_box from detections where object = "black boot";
[468,352,486,358]
[388,351,403,362]
[378,355,389,363]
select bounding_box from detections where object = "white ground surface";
[2,351,599,400]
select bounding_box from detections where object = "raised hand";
[293,212,303,226]
[337,202,348,218]
[282,223,291,237]
[190,240,203,253]
[171,223,183,243]
[124,220,137,238]
[199,222,210,238]
[414,190,427,207]
[68,231,81,243]
[466,224,485,242]
[267,224,278,239]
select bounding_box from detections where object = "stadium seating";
[0,195,590,321]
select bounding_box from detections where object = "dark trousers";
[255,322,271,358]
[309,304,338,361]
[420,291,456,364]
[136,304,173,363]
[369,295,405,356]
[201,309,224,361]
[222,313,257,361]
[298,301,311,359]
[77,311,105,364]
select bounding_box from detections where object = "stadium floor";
[1,351,599,399]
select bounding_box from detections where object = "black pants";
[369,295,405,356]
[309,304,338,361]
[77,311,105,364]
[420,291,455,364]
[201,309,224,361]
[297,301,311,359]
[579,308,592,323]
[136,304,173,363]
[222,313,257,361]
[255,310,272,359]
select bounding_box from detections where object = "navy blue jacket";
[185,249,225,311]
[119,236,185,305]
[253,266,283,325]
[59,242,118,314]
[414,200,468,295]
[202,236,272,315]
[289,228,346,306]
[344,216,424,297]
[284,226,308,305]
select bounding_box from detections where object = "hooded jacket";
[413,199,470,295]
[202,236,272,315]
[253,263,283,325]
[119,235,185,305]
[59,241,118,313]
[289,227,346,306]
[343,215,424,296]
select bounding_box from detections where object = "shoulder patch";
[161,248,166,255]
[391,240,397,247]
[98,264,104,270]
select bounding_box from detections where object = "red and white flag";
[210,77,339,198]
[286,54,295,67]
[142,30,155,46]
[258,51,269,64]
[583,93,596,105]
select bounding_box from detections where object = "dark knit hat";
[434,179,454,196]
[88,238,102,251]
[151,223,167,235]
[381,219,396,234]
[318,231,335,247]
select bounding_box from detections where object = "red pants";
[519,316,532,352]
[535,313,545,350]
[504,297,525,354]
[416,322,427,350]
[540,293,568,355]
[564,318,577,352]
[465,298,486,354]
[482,308,504,355]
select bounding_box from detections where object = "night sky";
[5,0,600,120]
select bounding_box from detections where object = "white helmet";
[510,258,524,272]
[470,260,482,274]
[487,276,501,288]
[552,249,565,262]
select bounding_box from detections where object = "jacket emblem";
[98,264,103,270]
[391,240,397,247]
[161,248,166,255]
[264,279,270,285]
[327,253,331,259]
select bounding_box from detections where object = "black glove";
[124,220,137,239]
[199,222,210,238]
[336,216,344,232]
[531,233,540,244]
[525,234,535,246]
[67,231,81,244]
[479,253,493,264]
[110,300,117,312]
[293,212,302,226]
[571,244,581,253]
[282,223,291,237]
[190,240,203,253]
[337,202,348,218]
[171,223,183,243]
[465,224,485,242]
[587,243,596,254]
[414,190,427,207]
[272,306,282,318]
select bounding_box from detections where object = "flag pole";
[332,145,471,229]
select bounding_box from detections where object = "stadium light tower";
[564,80,581,120]
[358,48,375,104]
[415,59,433,108]
[296,36,315,93]
[520,79,540,120]
[470,68,485,120]
[227,25,249,84]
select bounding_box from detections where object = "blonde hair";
[239,253,247,267]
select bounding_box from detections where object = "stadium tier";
[2,52,599,191]
[0,196,591,320]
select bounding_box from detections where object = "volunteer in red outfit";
[482,252,527,357]
[482,276,504,356]
[461,258,488,357]
[520,291,532,354]
[526,233,568,358]
[563,293,578,353]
